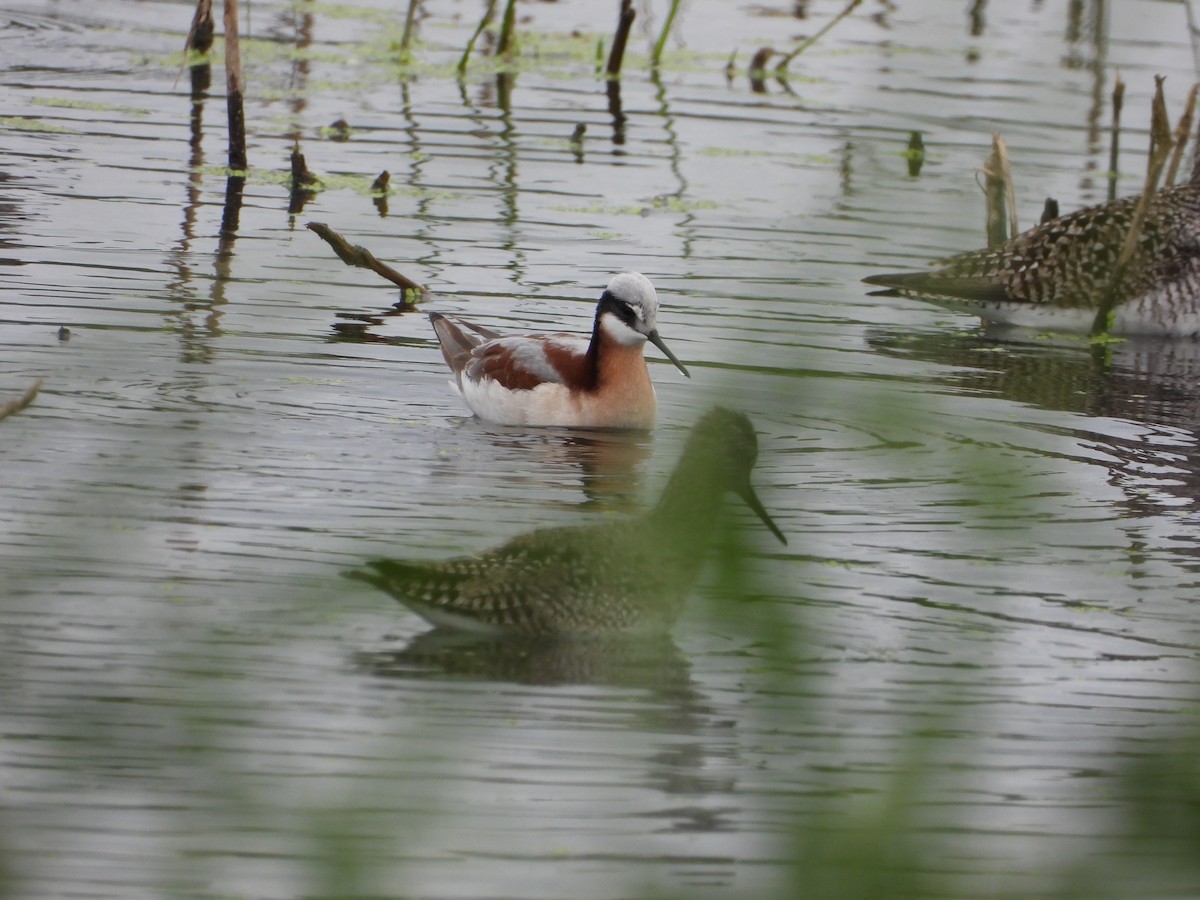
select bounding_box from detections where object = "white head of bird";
[598,272,689,375]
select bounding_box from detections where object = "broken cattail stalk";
[1165,82,1198,185]
[186,0,215,56]
[982,133,1016,248]
[606,0,636,79]
[1093,77,1175,336]
[1116,78,1173,269]
[224,0,247,171]
[176,0,214,89]
[290,145,318,188]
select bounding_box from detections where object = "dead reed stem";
[1092,77,1175,335]
[224,0,247,170]
[982,133,1016,248]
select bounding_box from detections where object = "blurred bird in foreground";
[347,407,786,638]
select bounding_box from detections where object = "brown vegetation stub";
[306,222,428,297]
[290,145,318,187]
[185,0,215,56]
[175,0,214,89]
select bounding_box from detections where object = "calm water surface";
[3,0,1200,897]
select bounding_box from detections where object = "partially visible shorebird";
[346,407,786,638]
[429,272,690,430]
[863,173,1200,335]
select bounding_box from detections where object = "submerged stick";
[606,0,636,79]
[224,0,247,170]
[982,133,1016,247]
[0,379,41,424]
[774,0,862,76]
[306,222,428,297]
[1108,74,1125,202]
[651,0,682,68]
[1165,82,1198,185]
[1093,77,1175,335]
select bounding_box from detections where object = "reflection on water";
[361,630,693,690]
[869,327,1200,525]
[3,0,1200,897]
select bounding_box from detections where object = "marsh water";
[3,0,1200,897]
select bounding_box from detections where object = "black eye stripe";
[598,290,638,326]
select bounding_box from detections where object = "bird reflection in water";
[357,628,693,691]
[868,327,1200,519]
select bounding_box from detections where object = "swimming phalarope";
[430,272,690,429]
[347,408,786,637]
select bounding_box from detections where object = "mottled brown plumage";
[346,408,786,638]
[864,181,1200,335]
